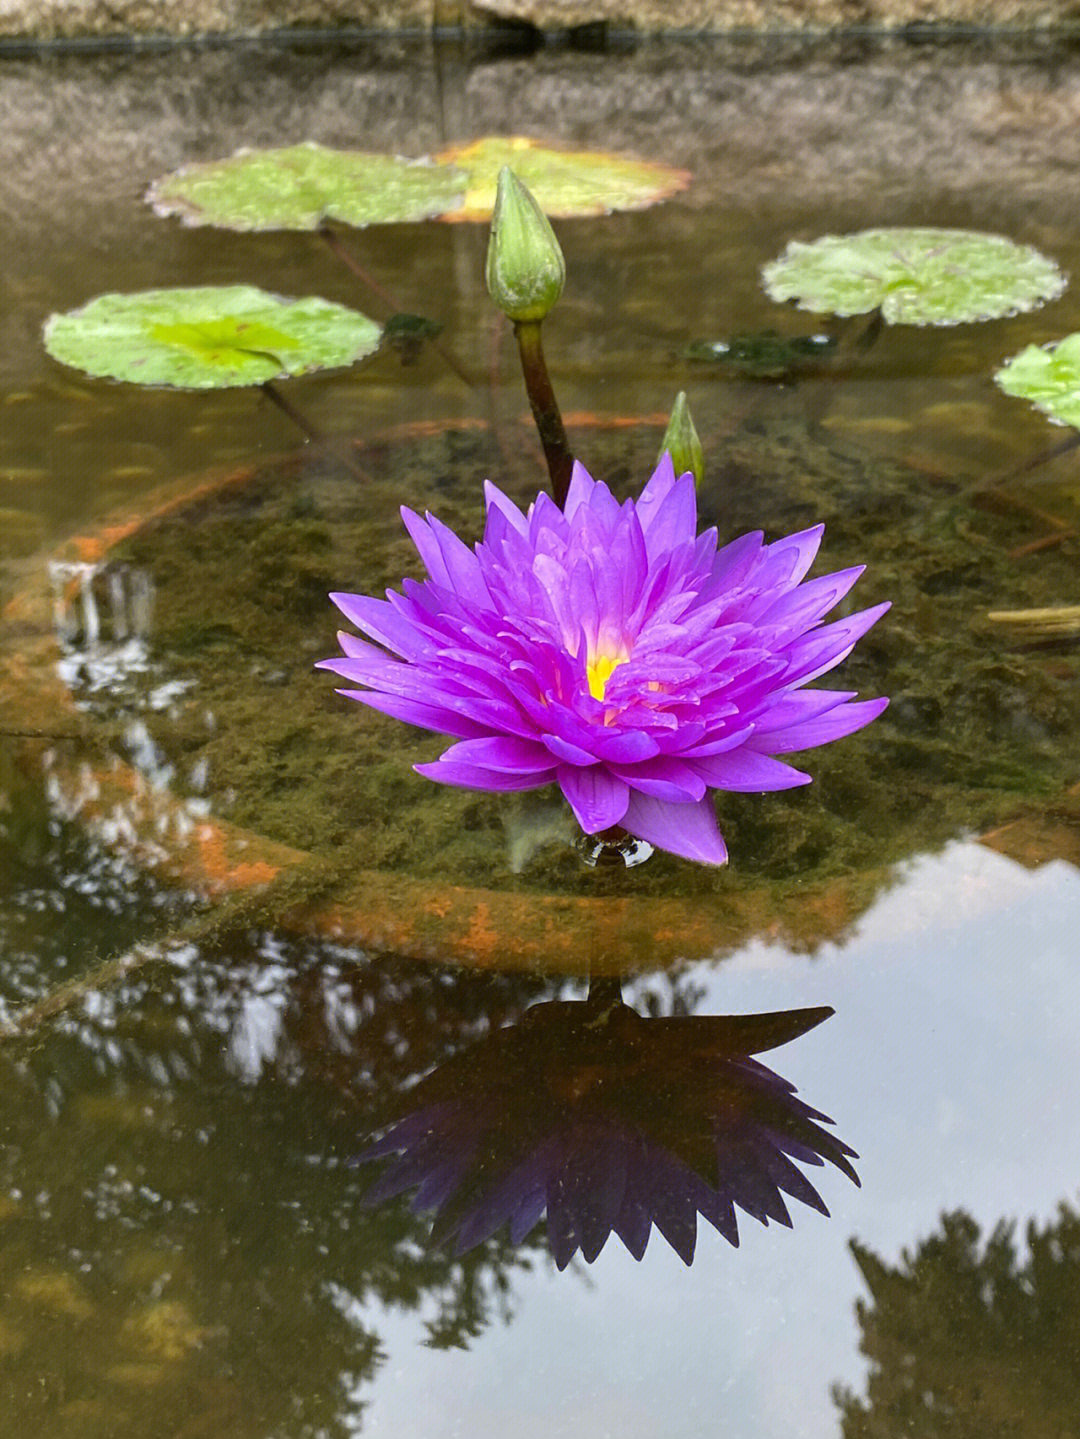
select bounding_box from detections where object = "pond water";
[3,29,1080,1439]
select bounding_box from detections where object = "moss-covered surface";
[99,418,1080,911]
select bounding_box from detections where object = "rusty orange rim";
[7,420,1047,976]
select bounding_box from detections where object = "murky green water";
[3,30,1080,1438]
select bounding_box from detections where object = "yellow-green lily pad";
[146,144,468,231]
[434,136,690,221]
[762,229,1066,326]
[995,333,1080,429]
[44,286,383,389]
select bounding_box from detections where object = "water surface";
[2,30,1080,1438]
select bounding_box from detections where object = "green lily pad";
[762,229,1066,326]
[434,136,690,221]
[995,333,1080,429]
[43,286,383,389]
[146,144,468,231]
[684,329,837,378]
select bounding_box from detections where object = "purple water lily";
[319,457,888,863]
[358,999,858,1269]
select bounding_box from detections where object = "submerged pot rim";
[5,416,1060,977]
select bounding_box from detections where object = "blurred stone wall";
[4,33,1080,245]
[0,0,1077,41]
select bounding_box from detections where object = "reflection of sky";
[354,840,1080,1438]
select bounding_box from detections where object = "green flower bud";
[485,167,566,323]
[657,391,704,488]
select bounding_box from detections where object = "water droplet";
[577,833,654,869]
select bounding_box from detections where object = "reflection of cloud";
[861,841,1074,939]
[359,997,858,1269]
[722,841,1071,979]
[51,559,157,695]
[50,558,195,725]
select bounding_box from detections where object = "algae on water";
[84,419,1078,926]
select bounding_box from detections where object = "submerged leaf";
[995,333,1080,429]
[147,143,468,230]
[762,229,1065,326]
[684,329,836,378]
[435,136,690,221]
[44,286,382,389]
[384,313,444,366]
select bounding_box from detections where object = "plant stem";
[0,728,84,741]
[853,306,885,352]
[0,940,164,1042]
[318,223,475,390]
[513,318,574,508]
[260,383,372,483]
[585,975,625,1017]
[318,222,400,309]
[989,431,1080,486]
[261,380,325,444]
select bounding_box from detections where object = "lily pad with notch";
[43,286,383,390]
[434,135,691,221]
[146,143,469,231]
[762,229,1066,327]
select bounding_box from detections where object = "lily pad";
[995,333,1080,429]
[762,229,1066,326]
[434,136,690,221]
[146,144,468,231]
[44,286,382,389]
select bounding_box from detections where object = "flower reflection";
[359,994,857,1269]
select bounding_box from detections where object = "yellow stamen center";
[586,651,626,701]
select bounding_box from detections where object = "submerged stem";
[988,431,1080,487]
[318,222,399,309]
[853,306,885,352]
[585,975,625,1021]
[0,940,165,1042]
[0,728,84,741]
[513,318,574,509]
[260,383,372,484]
[261,380,325,444]
[318,223,475,390]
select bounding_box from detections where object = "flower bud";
[657,391,704,488]
[485,167,566,323]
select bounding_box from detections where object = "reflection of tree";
[0,802,850,1436]
[0,816,559,1439]
[835,1204,1080,1437]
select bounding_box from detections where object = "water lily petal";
[557,765,630,833]
[747,696,889,754]
[622,791,728,865]
[339,689,493,739]
[416,755,557,791]
[782,602,891,686]
[691,748,812,792]
[613,756,707,802]
[482,479,529,536]
[436,736,560,772]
